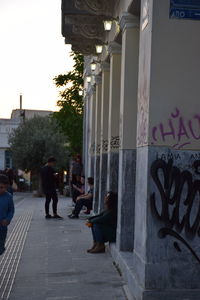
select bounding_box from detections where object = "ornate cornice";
[101,62,110,72]
[71,42,96,55]
[65,15,105,41]
[61,0,120,55]
[64,34,101,54]
[95,75,102,85]
[108,41,121,55]
[74,0,115,17]
[72,24,104,40]
[65,14,104,25]
[86,83,96,97]
[119,13,139,33]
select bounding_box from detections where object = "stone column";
[98,63,110,212]
[84,87,93,181]
[107,42,121,193]
[131,1,200,299]
[83,94,89,179]
[88,87,96,177]
[116,13,139,252]
[93,75,102,213]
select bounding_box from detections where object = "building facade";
[62,1,200,299]
[11,109,52,120]
[0,109,52,171]
[0,118,20,170]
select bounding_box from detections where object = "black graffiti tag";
[150,159,200,263]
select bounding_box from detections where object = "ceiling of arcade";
[62,0,140,55]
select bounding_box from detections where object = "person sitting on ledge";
[86,191,118,254]
[68,177,94,219]
[72,175,85,204]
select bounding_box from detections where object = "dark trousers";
[72,189,81,203]
[0,226,7,255]
[73,198,92,216]
[45,190,58,215]
[91,224,104,243]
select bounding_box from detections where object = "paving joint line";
[0,212,33,299]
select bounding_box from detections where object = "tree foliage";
[9,116,69,173]
[53,52,84,155]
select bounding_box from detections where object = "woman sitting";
[86,191,118,254]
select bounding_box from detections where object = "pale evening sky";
[0,0,73,119]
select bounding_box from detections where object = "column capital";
[119,13,139,32]
[95,75,102,85]
[91,84,96,94]
[108,41,121,55]
[101,61,110,72]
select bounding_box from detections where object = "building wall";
[0,109,52,171]
[0,118,20,170]
[62,0,200,299]
[11,109,52,120]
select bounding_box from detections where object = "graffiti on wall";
[151,108,200,149]
[102,139,108,152]
[96,143,101,155]
[110,136,121,150]
[150,158,200,263]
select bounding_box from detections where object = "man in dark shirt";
[41,157,62,219]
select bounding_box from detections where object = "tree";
[53,52,84,155]
[9,116,69,190]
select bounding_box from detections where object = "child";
[0,174,15,255]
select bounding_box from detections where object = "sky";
[0,0,73,118]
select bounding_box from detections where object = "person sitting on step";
[86,191,118,254]
[68,177,94,219]
[72,175,85,204]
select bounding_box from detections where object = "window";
[5,150,12,169]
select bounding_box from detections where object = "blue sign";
[170,0,200,20]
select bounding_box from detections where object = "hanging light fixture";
[78,90,83,96]
[95,45,103,54]
[90,61,97,71]
[86,76,91,83]
[103,20,112,31]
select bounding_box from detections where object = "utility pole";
[19,93,25,122]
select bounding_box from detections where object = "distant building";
[11,109,52,120]
[0,118,20,170]
[0,109,52,170]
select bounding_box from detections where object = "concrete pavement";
[0,193,126,300]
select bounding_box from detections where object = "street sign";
[170,0,200,20]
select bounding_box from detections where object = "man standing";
[41,157,62,219]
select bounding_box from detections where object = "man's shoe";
[87,242,97,253]
[53,214,63,219]
[89,243,105,253]
[45,214,52,219]
[68,214,79,219]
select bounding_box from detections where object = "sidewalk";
[13,192,30,204]
[1,193,126,300]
